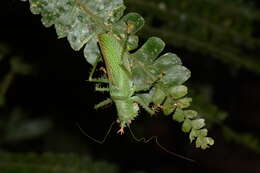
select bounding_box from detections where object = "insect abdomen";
[114,99,139,128]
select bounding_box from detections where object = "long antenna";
[76,121,116,144]
[127,125,196,163]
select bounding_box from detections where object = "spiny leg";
[95,84,110,92]
[94,98,113,109]
[132,96,155,115]
[88,55,109,83]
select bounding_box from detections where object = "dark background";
[0,0,260,173]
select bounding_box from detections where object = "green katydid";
[95,33,139,134]
[90,31,156,134]
[26,0,214,149]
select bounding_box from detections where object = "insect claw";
[117,128,124,135]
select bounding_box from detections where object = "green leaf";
[131,41,190,92]
[153,53,190,86]
[189,129,197,142]
[133,37,165,63]
[111,12,144,51]
[152,88,165,104]
[168,85,188,99]
[184,110,198,119]
[196,136,214,149]
[189,128,208,143]
[126,35,139,51]
[132,63,158,91]
[197,128,208,137]
[114,12,145,35]
[29,0,125,51]
[163,97,176,115]
[182,119,192,133]
[172,108,184,122]
[124,13,144,34]
[159,65,191,87]
[154,53,182,67]
[131,38,164,90]
[83,37,100,65]
[191,119,205,129]
[177,97,192,109]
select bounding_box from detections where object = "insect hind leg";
[94,98,113,109]
[132,96,155,115]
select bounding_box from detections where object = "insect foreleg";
[88,55,109,83]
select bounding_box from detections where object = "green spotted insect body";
[97,33,139,134]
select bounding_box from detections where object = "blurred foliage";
[0,43,52,143]
[3,108,52,142]
[191,85,260,153]
[0,43,10,62]
[126,0,260,74]
[223,127,260,153]
[191,86,228,127]
[0,152,119,173]
[0,43,31,107]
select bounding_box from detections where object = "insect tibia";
[95,84,109,92]
[88,76,109,83]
